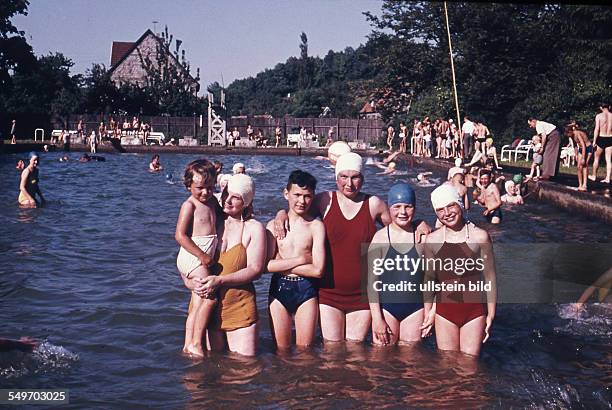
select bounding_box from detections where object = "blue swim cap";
[29,151,39,160]
[388,183,416,207]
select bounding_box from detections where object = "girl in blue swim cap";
[367,183,433,346]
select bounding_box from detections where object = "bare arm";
[593,116,600,146]
[288,221,326,278]
[174,201,212,266]
[370,195,391,227]
[479,231,497,342]
[367,232,392,345]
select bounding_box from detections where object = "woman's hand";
[199,275,223,298]
[273,210,289,239]
[483,314,494,343]
[372,317,392,346]
[420,307,435,338]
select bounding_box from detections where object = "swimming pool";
[1,152,610,408]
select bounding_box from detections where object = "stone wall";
[110,34,159,87]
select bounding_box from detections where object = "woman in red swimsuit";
[423,184,497,356]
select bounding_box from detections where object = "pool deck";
[4,141,611,225]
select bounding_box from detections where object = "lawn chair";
[501,139,533,162]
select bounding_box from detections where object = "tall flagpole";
[444,2,461,128]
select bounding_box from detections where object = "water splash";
[556,303,612,337]
[0,340,79,379]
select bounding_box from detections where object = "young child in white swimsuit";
[175,159,219,358]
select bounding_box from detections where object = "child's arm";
[286,221,326,278]
[175,201,212,267]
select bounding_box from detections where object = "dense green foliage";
[220,41,380,118]
[225,3,611,142]
[1,2,610,143]
[365,2,611,141]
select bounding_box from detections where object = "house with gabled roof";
[108,29,199,94]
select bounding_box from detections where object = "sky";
[12,0,381,89]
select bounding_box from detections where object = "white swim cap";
[431,184,463,210]
[328,141,352,164]
[504,180,515,194]
[388,162,396,169]
[335,152,363,178]
[218,173,232,186]
[232,162,245,174]
[448,167,465,179]
[454,158,462,167]
[227,174,255,206]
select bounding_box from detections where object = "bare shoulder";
[180,198,196,212]
[424,227,444,243]
[470,223,492,244]
[368,194,387,213]
[371,227,388,243]
[308,217,325,233]
[245,219,265,236]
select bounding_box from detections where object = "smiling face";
[223,191,245,216]
[528,119,537,129]
[284,184,314,216]
[435,202,463,228]
[336,170,363,199]
[189,172,215,204]
[390,203,415,229]
[479,173,491,188]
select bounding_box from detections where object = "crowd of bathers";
[172,141,499,359]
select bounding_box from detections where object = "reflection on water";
[0,152,609,407]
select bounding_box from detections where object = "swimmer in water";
[0,337,39,353]
[423,184,497,357]
[79,154,105,162]
[176,160,220,358]
[413,172,439,187]
[59,155,70,162]
[18,152,45,208]
[232,162,246,174]
[376,161,397,176]
[15,159,25,170]
[149,154,163,172]
[475,170,502,224]
[265,170,325,349]
[573,267,612,312]
[368,184,433,346]
[501,180,524,205]
[315,141,352,167]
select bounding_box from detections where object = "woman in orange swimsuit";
[423,184,497,356]
[189,174,266,356]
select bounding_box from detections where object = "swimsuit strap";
[387,225,391,244]
[442,221,469,243]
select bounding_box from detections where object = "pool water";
[0,152,610,408]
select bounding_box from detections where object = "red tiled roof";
[110,42,135,67]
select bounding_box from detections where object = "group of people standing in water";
[174,144,496,359]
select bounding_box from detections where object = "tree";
[0,0,36,112]
[137,25,203,115]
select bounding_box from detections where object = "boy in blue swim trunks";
[266,170,326,349]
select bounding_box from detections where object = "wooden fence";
[64,114,386,144]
